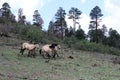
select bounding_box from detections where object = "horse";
[20,42,39,57]
[39,43,61,59]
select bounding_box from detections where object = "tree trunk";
[61,19,64,40]
[73,18,76,33]
[95,16,98,43]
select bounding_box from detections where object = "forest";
[0,2,120,53]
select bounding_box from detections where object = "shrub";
[11,24,28,34]
[25,27,44,42]
[64,36,78,48]
[74,40,120,56]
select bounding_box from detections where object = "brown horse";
[39,44,61,59]
[20,42,39,57]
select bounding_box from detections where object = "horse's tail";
[20,46,24,55]
[39,49,42,55]
[20,47,22,53]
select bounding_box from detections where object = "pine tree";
[68,7,82,33]
[89,6,103,43]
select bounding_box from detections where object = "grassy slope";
[0,38,120,80]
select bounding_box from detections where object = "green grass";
[0,45,120,80]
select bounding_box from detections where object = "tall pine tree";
[89,6,103,43]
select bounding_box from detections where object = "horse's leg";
[20,48,22,53]
[20,48,25,55]
[28,50,31,57]
[41,51,44,58]
[43,52,47,58]
[33,50,36,58]
[53,53,55,58]
[53,51,59,59]
[40,51,44,58]
[52,50,56,59]
[55,50,60,57]
[43,52,50,59]
[52,52,56,59]
[47,53,51,59]
[56,52,59,57]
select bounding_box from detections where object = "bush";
[64,35,78,48]
[24,27,44,42]
[64,36,120,56]
[74,40,120,56]
[11,24,28,34]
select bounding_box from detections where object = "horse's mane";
[51,43,58,46]
[49,43,58,49]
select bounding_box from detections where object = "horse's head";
[57,44,61,49]
[54,44,61,51]
[50,43,61,49]
[35,44,40,49]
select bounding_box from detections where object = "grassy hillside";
[0,23,120,80]
[0,37,120,80]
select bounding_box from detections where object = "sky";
[0,0,120,34]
